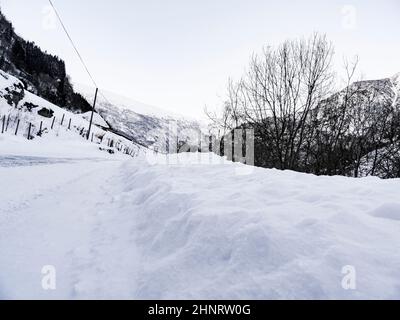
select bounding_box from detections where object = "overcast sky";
[1,0,399,118]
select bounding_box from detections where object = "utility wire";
[48,0,98,89]
[48,0,115,108]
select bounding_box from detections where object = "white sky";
[1,0,399,118]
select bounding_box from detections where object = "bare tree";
[223,33,335,169]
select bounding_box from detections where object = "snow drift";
[1,152,400,299]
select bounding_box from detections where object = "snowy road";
[0,158,139,299]
[1,153,400,299]
[0,155,110,168]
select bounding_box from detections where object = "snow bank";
[119,154,400,299]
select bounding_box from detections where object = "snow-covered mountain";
[318,73,400,178]
[331,73,400,110]
[77,85,204,152]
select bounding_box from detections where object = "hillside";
[318,73,400,178]
[0,69,143,159]
[78,85,204,152]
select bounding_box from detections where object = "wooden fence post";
[61,114,65,126]
[1,115,5,134]
[15,119,20,136]
[68,118,71,130]
[6,114,10,132]
[27,122,32,140]
[166,131,170,154]
[51,117,56,130]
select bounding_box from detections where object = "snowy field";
[1,139,400,300]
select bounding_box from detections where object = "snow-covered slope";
[78,84,183,119]
[1,152,400,299]
[0,70,24,108]
[323,73,400,116]
[77,84,204,152]
[0,69,144,159]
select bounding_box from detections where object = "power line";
[48,2,115,106]
[48,0,118,141]
[48,0,98,89]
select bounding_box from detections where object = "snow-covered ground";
[1,144,400,299]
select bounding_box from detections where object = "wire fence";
[0,111,140,158]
